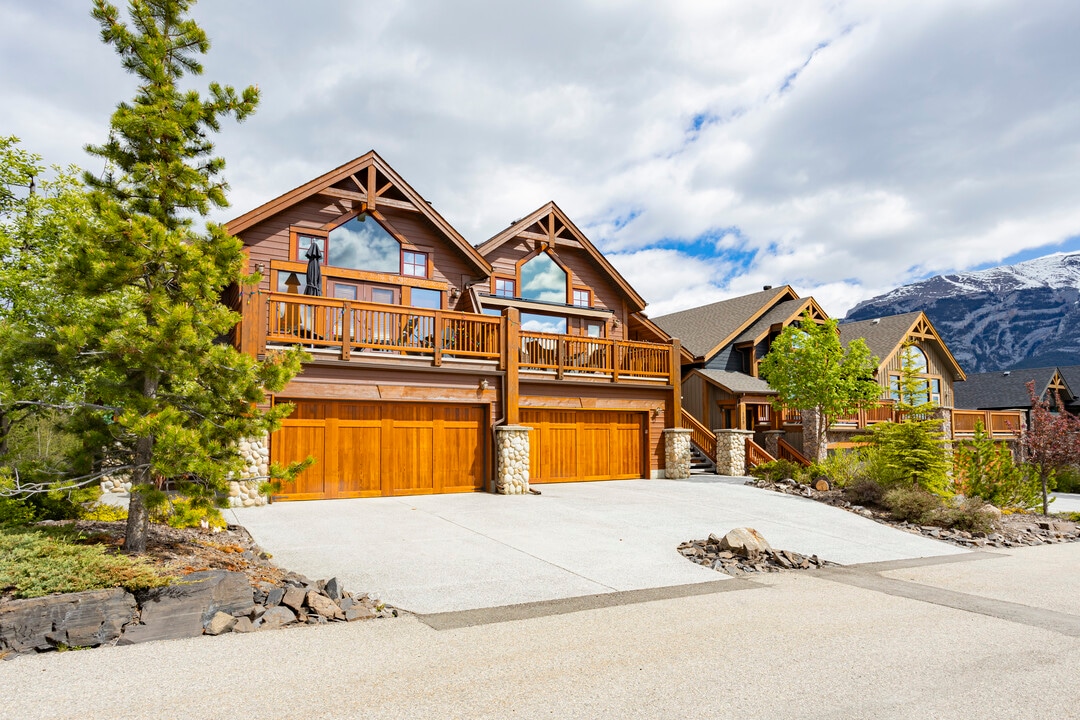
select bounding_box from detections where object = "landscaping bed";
[748,477,1080,549]
[0,520,397,659]
[679,527,839,577]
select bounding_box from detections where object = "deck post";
[667,339,682,428]
[432,310,443,367]
[505,307,520,426]
[340,302,351,360]
[255,290,267,358]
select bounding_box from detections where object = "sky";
[3,0,1080,318]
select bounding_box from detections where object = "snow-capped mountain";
[845,251,1080,373]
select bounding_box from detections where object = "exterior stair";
[689,444,715,474]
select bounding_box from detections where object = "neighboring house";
[954,365,1079,431]
[225,152,682,500]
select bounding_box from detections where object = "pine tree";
[54,0,304,552]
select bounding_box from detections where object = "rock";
[120,570,253,646]
[282,586,306,613]
[0,588,137,654]
[718,528,773,558]
[306,591,344,620]
[981,504,1003,520]
[345,606,377,622]
[258,606,296,630]
[339,597,354,612]
[204,612,237,636]
[265,587,285,608]
[232,616,256,633]
[324,577,343,601]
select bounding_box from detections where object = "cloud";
[3,0,1080,318]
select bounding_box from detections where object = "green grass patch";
[0,526,174,599]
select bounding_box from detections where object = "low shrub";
[80,503,129,523]
[749,459,807,484]
[844,478,886,507]
[0,497,37,527]
[808,449,868,489]
[928,499,996,534]
[954,424,1042,510]
[1054,466,1080,494]
[150,494,226,530]
[0,526,173,599]
[883,486,943,524]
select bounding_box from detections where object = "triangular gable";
[225,151,491,275]
[476,202,647,312]
[875,312,967,381]
[734,296,828,347]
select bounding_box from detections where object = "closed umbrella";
[304,242,323,296]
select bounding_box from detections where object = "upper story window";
[572,289,591,308]
[326,213,399,273]
[520,252,567,303]
[298,235,326,264]
[906,345,928,373]
[520,312,567,334]
[494,278,516,298]
[402,251,428,278]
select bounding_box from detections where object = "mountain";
[845,251,1080,373]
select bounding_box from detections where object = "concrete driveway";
[231,476,965,614]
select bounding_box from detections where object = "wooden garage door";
[270,400,485,501]
[520,409,646,483]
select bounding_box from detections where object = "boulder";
[204,611,237,636]
[345,605,376,622]
[0,588,137,654]
[282,586,306,613]
[232,616,256,633]
[120,570,253,646]
[258,606,296,630]
[265,587,285,607]
[718,528,773,559]
[324,577,343,601]
[306,591,344,620]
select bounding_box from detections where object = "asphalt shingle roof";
[732,299,806,345]
[652,287,788,359]
[955,366,1080,410]
[838,313,921,365]
[695,369,777,395]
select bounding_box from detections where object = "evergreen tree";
[759,312,881,461]
[53,0,304,551]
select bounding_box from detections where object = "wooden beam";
[376,181,393,197]
[318,186,367,202]
[505,307,520,425]
[367,165,377,212]
[667,339,682,428]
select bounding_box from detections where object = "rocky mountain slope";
[845,251,1080,373]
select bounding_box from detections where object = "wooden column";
[432,310,443,367]
[505,307,520,426]
[666,339,682,428]
[340,302,352,360]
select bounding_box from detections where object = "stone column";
[933,407,954,456]
[663,428,692,479]
[762,429,785,459]
[713,429,755,476]
[495,425,532,495]
[229,434,271,508]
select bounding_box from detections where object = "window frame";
[402,250,429,279]
[493,277,516,298]
[572,288,592,308]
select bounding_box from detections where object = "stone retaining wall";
[714,429,754,476]
[495,425,531,494]
[229,435,270,507]
[663,428,692,479]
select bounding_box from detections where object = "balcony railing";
[681,409,716,462]
[519,332,672,382]
[952,410,1024,437]
[264,292,501,363]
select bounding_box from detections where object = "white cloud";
[3,0,1080,318]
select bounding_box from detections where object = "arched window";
[520,253,567,303]
[906,345,928,373]
[327,213,400,272]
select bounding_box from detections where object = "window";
[494,278,516,298]
[370,287,395,305]
[410,288,441,309]
[520,253,567,303]
[327,213,399,272]
[277,271,303,293]
[572,289,591,308]
[332,283,358,300]
[906,345,929,373]
[482,308,502,317]
[520,312,567,334]
[584,320,603,338]
[402,251,428,278]
[297,235,326,264]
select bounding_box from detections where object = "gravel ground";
[4,543,1080,719]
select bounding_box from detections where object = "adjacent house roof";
[476,202,647,312]
[652,286,799,360]
[955,366,1077,410]
[225,151,492,275]
[732,297,827,346]
[694,369,778,395]
[840,311,966,381]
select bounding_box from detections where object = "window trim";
[492,276,516,298]
[572,288,592,308]
[515,248,573,305]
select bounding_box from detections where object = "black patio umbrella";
[304,242,323,296]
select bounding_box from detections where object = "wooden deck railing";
[745,438,775,470]
[777,437,812,467]
[519,332,671,382]
[265,292,502,363]
[952,410,1023,437]
[681,410,716,462]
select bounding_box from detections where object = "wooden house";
[225,153,681,501]
[954,365,1078,431]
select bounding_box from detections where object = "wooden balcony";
[952,410,1024,438]
[245,292,674,384]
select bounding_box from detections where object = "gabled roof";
[732,297,827,346]
[839,311,966,381]
[628,313,697,365]
[651,286,799,361]
[225,151,491,275]
[476,202,647,312]
[694,369,777,396]
[954,366,1075,410]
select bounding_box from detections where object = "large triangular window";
[327,213,400,273]
[519,252,567,303]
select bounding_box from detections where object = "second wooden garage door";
[270,400,485,501]
[520,409,646,483]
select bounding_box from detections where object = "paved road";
[5,544,1080,719]
[231,477,964,613]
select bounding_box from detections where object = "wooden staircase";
[681,410,717,474]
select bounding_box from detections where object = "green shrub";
[80,502,129,523]
[150,490,226,530]
[928,502,996,534]
[0,496,37,527]
[1054,466,1080,494]
[883,486,944,524]
[749,459,807,483]
[954,423,1042,510]
[809,449,871,488]
[845,478,886,506]
[0,526,172,598]
[858,419,951,496]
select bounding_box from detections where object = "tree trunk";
[122,373,159,554]
[1041,471,1049,516]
